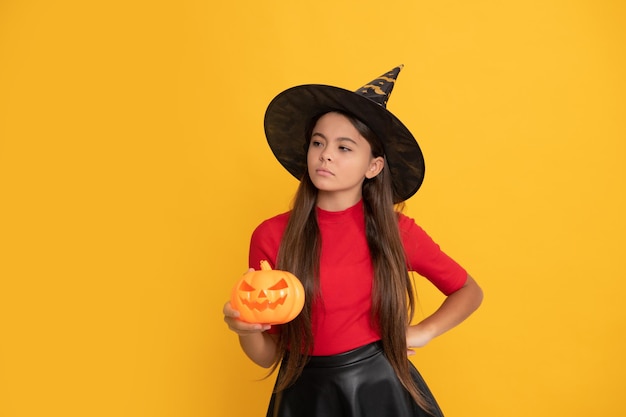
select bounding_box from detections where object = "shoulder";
[249,211,291,268]
[396,212,445,255]
[251,211,291,243]
[397,212,468,294]
[397,212,428,240]
[253,211,290,233]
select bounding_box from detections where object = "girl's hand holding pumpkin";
[224,296,278,368]
[223,299,271,336]
[223,268,271,335]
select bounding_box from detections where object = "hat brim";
[264,84,425,203]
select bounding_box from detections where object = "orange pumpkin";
[231,260,305,324]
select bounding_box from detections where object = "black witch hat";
[264,66,424,203]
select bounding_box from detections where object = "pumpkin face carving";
[231,260,305,324]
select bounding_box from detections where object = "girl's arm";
[223,300,278,368]
[407,274,483,350]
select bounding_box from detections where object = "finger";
[222,301,240,318]
[225,317,271,334]
[242,322,271,332]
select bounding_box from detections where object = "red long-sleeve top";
[249,200,467,356]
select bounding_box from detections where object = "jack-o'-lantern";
[231,260,305,324]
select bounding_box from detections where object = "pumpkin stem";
[260,260,273,271]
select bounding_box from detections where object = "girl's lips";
[316,168,334,176]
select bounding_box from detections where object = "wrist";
[407,322,437,348]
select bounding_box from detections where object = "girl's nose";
[319,151,331,162]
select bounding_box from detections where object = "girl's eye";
[311,140,323,147]
[339,146,352,152]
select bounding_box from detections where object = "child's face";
[307,112,383,205]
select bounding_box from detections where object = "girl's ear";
[365,156,385,179]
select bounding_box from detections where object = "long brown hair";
[270,110,432,412]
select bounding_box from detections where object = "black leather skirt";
[266,341,444,417]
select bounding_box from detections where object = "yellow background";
[1,1,624,416]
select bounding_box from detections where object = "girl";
[223,66,483,417]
